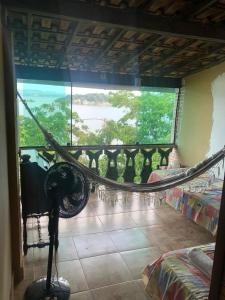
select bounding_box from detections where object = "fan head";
[45,162,90,218]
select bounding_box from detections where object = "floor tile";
[33,260,88,294]
[74,203,95,218]
[120,247,161,279]
[109,228,151,251]
[31,220,49,240]
[131,210,162,226]
[91,281,148,300]
[59,217,104,236]
[56,237,79,261]
[32,237,78,264]
[118,194,153,212]
[140,225,170,245]
[57,260,88,294]
[90,201,125,215]
[155,207,184,224]
[23,248,34,266]
[98,213,136,231]
[23,264,35,281]
[81,253,132,289]
[26,226,39,243]
[73,232,116,258]
[70,291,94,300]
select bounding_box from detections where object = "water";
[73,104,130,131]
[17,82,132,132]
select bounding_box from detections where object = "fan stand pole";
[46,207,58,290]
[24,201,70,299]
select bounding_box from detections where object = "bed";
[148,169,223,235]
[143,243,215,300]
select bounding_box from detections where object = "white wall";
[0,23,12,300]
[208,72,225,156]
[177,61,225,166]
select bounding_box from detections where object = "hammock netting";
[18,92,225,198]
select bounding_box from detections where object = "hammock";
[18,92,225,193]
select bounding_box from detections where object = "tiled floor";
[15,193,215,299]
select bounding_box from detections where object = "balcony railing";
[20,143,174,183]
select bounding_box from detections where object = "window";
[18,80,178,147]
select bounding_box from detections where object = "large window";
[18,80,178,147]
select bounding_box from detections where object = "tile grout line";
[73,237,92,292]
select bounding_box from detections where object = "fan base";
[24,277,70,300]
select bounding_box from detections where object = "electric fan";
[24,162,90,300]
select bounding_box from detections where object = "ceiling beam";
[138,0,155,10]
[4,0,225,43]
[159,44,225,76]
[141,40,194,73]
[57,22,80,67]
[185,56,225,77]
[117,35,161,71]
[15,65,182,88]
[183,0,218,19]
[92,29,125,67]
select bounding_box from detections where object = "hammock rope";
[18,92,225,193]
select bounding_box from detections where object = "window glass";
[17,80,178,146]
[18,79,71,146]
[71,86,178,145]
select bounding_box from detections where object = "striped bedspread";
[143,243,215,300]
[148,169,223,235]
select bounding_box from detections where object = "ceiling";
[3,0,225,88]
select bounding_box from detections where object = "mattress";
[148,169,223,235]
[143,243,215,300]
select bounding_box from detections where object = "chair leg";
[23,217,28,255]
[55,226,59,251]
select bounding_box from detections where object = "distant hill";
[19,82,109,105]
[57,93,110,105]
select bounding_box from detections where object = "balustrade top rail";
[20,144,175,183]
[20,143,175,151]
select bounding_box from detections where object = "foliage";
[137,92,175,144]
[19,99,83,146]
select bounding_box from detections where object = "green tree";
[97,120,137,144]
[19,99,84,146]
[137,92,175,144]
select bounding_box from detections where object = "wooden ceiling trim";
[5,1,225,80]
[138,0,156,10]
[15,65,182,88]
[159,44,225,76]
[184,56,225,77]
[93,29,125,67]
[141,40,194,73]
[4,0,225,43]
[58,22,80,67]
[117,35,161,72]
[182,0,218,19]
